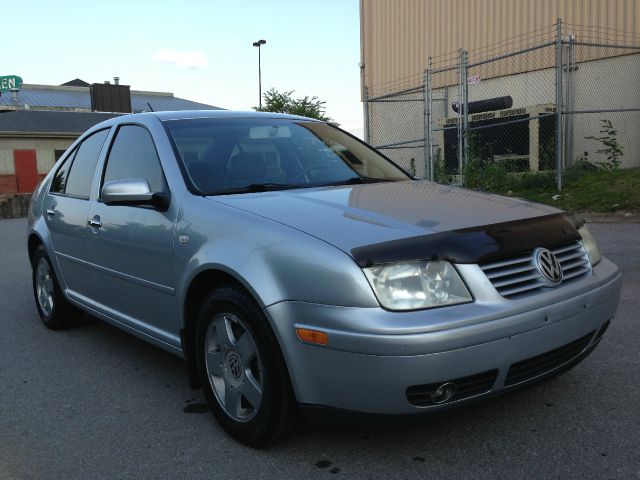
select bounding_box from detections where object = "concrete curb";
[582,212,640,223]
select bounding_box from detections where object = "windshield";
[162,117,410,194]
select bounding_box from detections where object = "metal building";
[360,0,640,98]
[359,0,640,184]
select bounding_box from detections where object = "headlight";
[578,225,601,266]
[363,260,472,311]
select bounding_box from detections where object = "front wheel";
[195,286,296,447]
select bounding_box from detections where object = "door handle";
[87,216,102,229]
[46,208,55,217]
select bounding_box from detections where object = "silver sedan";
[27,111,621,446]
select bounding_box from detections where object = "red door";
[14,150,38,193]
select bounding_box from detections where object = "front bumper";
[266,259,622,414]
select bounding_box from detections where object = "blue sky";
[5,0,364,136]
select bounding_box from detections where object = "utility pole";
[252,39,267,109]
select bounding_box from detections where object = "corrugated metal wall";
[361,0,640,97]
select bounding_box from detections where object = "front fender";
[174,195,379,323]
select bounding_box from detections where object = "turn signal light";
[296,328,328,346]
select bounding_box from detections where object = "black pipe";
[452,96,513,114]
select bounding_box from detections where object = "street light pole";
[252,39,266,109]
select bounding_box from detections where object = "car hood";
[209,180,562,258]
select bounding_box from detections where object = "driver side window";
[102,125,166,193]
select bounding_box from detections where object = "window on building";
[102,125,165,193]
[64,129,109,198]
[54,150,67,162]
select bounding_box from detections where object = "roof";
[0,84,221,113]
[150,110,319,122]
[60,78,90,87]
[0,110,320,138]
[0,110,120,135]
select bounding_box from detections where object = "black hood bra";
[351,213,583,267]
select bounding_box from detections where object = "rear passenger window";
[64,129,109,198]
[50,150,76,194]
[103,125,165,193]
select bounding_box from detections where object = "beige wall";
[0,137,75,174]
[361,0,640,96]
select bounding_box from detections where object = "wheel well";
[182,269,248,389]
[28,234,43,265]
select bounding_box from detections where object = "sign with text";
[467,74,481,85]
[0,75,23,92]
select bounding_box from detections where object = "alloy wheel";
[35,258,54,316]
[204,313,263,422]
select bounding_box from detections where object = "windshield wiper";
[207,177,395,195]
[322,177,393,187]
[207,183,304,196]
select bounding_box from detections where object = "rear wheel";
[195,285,296,447]
[32,246,77,330]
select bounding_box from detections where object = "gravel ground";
[0,218,638,480]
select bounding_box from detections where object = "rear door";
[85,124,179,346]
[43,129,110,298]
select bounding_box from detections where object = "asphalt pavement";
[1,218,638,480]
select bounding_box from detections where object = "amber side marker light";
[296,328,329,346]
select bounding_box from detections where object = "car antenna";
[147,102,155,112]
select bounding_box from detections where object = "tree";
[254,88,336,124]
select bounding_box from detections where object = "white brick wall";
[0,149,13,173]
[36,148,56,173]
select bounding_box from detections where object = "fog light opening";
[595,318,612,342]
[430,382,458,404]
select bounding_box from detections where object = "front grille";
[504,331,594,386]
[407,369,498,407]
[479,242,591,298]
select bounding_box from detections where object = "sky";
[4,0,364,137]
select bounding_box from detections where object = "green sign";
[0,75,23,92]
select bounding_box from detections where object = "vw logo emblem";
[227,353,243,379]
[534,248,563,285]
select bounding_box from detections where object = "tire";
[31,246,77,330]
[195,285,296,447]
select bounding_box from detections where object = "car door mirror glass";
[101,178,169,210]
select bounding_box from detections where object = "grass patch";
[461,163,640,213]
[512,168,640,213]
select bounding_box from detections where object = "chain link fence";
[366,86,427,177]
[364,20,640,193]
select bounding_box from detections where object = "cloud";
[152,48,209,68]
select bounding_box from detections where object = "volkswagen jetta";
[27,111,621,446]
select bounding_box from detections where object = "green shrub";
[463,160,510,192]
[564,159,599,184]
[585,119,624,170]
[432,148,448,183]
[518,170,556,190]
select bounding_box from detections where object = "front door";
[85,124,179,347]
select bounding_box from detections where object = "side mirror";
[101,178,170,211]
